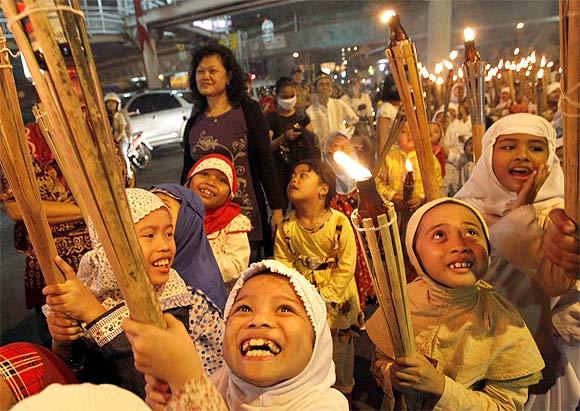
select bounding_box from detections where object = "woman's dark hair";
[292,159,336,208]
[378,74,400,103]
[189,43,246,117]
[275,76,294,94]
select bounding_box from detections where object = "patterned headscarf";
[77,188,194,311]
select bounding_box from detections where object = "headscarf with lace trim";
[210,259,348,411]
[77,188,194,311]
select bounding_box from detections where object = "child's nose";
[248,311,274,329]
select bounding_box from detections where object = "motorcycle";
[127,131,153,170]
[124,131,152,188]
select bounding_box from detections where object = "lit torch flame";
[381,10,397,23]
[537,68,544,79]
[463,27,475,42]
[405,158,413,173]
[333,151,373,181]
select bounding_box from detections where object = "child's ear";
[318,182,329,198]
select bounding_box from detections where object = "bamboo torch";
[559,0,580,236]
[0,26,63,285]
[373,106,406,175]
[383,10,440,201]
[334,150,415,358]
[462,27,486,162]
[1,0,165,328]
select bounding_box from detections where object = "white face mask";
[278,96,297,110]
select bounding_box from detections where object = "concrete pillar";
[427,0,452,70]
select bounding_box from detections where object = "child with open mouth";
[367,198,544,410]
[42,189,224,398]
[455,113,579,409]
[122,259,349,410]
[186,154,252,291]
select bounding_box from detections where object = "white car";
[124,90,193,148]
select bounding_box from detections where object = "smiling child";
[187,154,252,290]
[42,188,224,397]
[367,198,544,410]
[122,259,349,410]
[455,113,579,409]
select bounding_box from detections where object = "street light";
[516,22,525,29]
[292,51,299,58]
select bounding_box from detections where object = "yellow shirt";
[375,147,443,201]
[274,209,362,330]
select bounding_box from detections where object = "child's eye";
[278,305,294,313]
[530,145,546,152]
[219,178,229,185]
[432,231,445,240]
[140,232,154,239]
[465,229,479,237]
[235,305,252,313]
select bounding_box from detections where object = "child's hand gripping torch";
[462,27,486,162]
[334,151,415,358]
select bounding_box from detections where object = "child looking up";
[455,113,579,409]
[122,260,349,410]
[186,154,252,290]
[43,188,224,397]
[274,159,362,398]
[367,198,544,410]
[376,121,443,212]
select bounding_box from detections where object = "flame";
[540,55,546,68]
[333,151,372,181]
[405,158,413,173]
[436,77,444,85]
[435,62,443,74]
[498,59,504,69]
[513,48,520,56]
[443,59,454,70]
[381,10,397,23]
[537,68,544,79]
[429,73,436,82]
[449,50,458,61]
[546,61,554,68]
[464,27,475,42]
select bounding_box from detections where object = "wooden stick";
[387,41,440,201]
[0,26,63,285]
[2,0,165,328]
[373,107,405,176]
[360,217,405,356]
[560,0,580,233]
[471,124,485,162]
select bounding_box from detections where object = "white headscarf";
[455,113,564,215]
[211,259,348,411]
[77,188,194,311]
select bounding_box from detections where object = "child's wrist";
[82,304,106,324]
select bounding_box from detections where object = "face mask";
[278,96,297,110]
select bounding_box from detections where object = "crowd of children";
[1,53,579,411]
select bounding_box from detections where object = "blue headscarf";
[152,183,228,312]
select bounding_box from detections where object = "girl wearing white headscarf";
[367,198,544,410]
[122,259,349,410]
[43,189,224,398]
[455,114,579,410]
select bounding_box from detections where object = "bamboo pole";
[2,0,165,328]
[0,26,63,285]
[559,0,580,233]
[373,107,406,176]
[386,37,440,201]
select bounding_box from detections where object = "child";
[376,121,443,212]
[186,154,252,290]
[367,198,545,410]
[151,183,228,311]
[43,188,224,398]
[122,259,349,410]
[455,113,579,409]
[428,121,447,179]
[274,159,363,397]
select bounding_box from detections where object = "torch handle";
[472,123,485,162]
